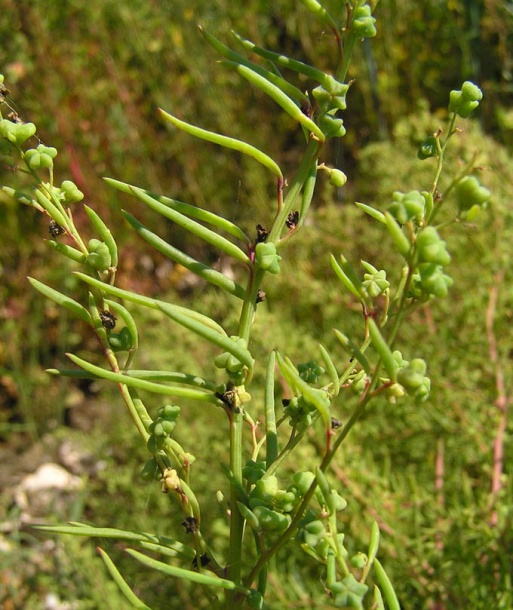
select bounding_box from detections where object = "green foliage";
[1,1,513,610]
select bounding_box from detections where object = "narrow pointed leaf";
[126,549,250,594]
[157,302,254,372]
[330,254,362,300]
[232,31,329,84]
[333,329,371,374]
[265,351,278,467]
[319,343,340,397]
[66,353,220,404]
[122,211,246,298]
[384,211,411,258]
[367,318,398,381]
[47,240,87,264]
[159,110,283,179]
[373,558,401,610]
[46,368,217,391]
[199,27,309,107]
[33,189,70,230]
[109,182,250,264]
[355,202,386,224]
[300,164,318,223]
[73,272,227,336]
[97,548,153,610]
[106,177,250,244]
[28,277,91,324]
[33,522,195,559]
[299,0,338,30]
[223,62,324,141]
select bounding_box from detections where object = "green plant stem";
[268,138,322,243]
[226,407,244,609]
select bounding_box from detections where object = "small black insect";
[48,220,65,238]
[330,417,342,430]
[256,289,266,304]
[192,553,210,569]
[99,310,117,330]
[286,211,299,230]
[255,224,268,243]
[182,516,199,534]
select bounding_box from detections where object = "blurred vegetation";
[1,0,512,609]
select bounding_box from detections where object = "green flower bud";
[292,471,316,496]
[352,4,377,37]
[416,227,451,266]
[0,119,37,145]
[418,263,453,298]
[318,113,346,138]
[274,489,298,513]
[242,460,266,484]
[351,552,368,569]
[448,81,483,118]
[302,519,326,547]
[250,476,279,507]
[298,360,325,384]
[255,242,282,274]
[87,239,112,271]
[389,190,426,224]
[61,180,85,203]
[25,144,57,170]
[326,167,348,187]
[453,175,491,213]
[253,505,291,533]
[417,135,438,160]
[397,358,427,391]
[362,265,389,298]
[157,404,181,420]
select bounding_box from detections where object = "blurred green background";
[1,0,512,608]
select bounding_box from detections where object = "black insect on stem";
[99,310,117,330]
[286,210,299,230]
[255,224,268,244]
[48,220,65,238]
[182,516,199,534]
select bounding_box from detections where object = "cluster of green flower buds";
[146,404,181,454]
[298,360,325,384]
[25,144,58,170]
[254,242,282,274]
[60,180,84,204]
[448,81,483,118]
[0,118,36,145]
[388,190,427,225]
[214,336,249,384]
[413,226,453,298]
[361,261,389,298]
[87,238,112,272]
[283,395,318,430]
[352,3,377,38]
[453,175,491,220]
[396,358,430,402]
[295,469,348,561]
[313,75,348,139]
[239,475,295,535]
